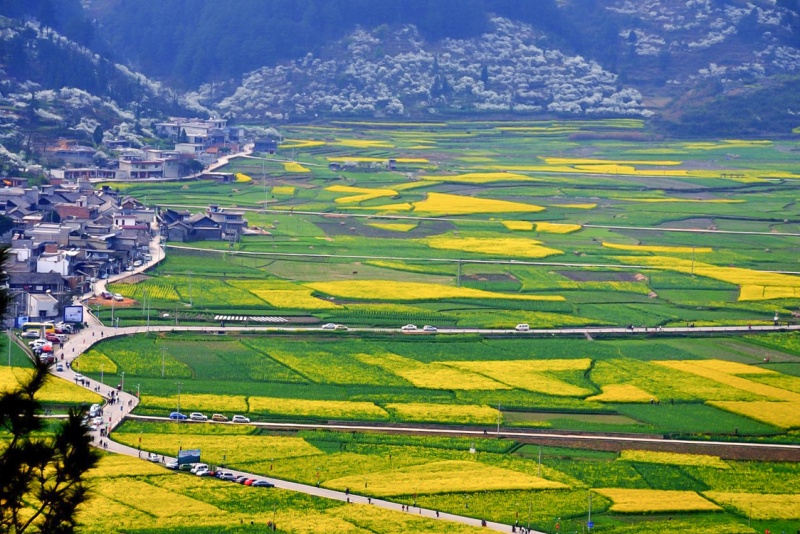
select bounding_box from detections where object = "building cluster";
[1,179,155,324]
[45,117,244,182]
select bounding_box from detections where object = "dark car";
[169,412,188,420]
[234,476,249,484]
[251,480,274,488]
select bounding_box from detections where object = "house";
[117,159,164,179]
[254,138,279,153]
[206,205,247,240]
[166,213,222,242]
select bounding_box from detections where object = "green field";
[77,120,800,532]
[100,120,800,330]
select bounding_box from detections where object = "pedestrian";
[436,510,439,518]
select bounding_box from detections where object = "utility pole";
[161,347,166,379]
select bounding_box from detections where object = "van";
[190,463,209,474]
[211,414,228,422]
[515,323,530,332]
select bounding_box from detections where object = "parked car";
[89,404,102,417]
[45,334,61,344]
[165,460,179,470]
[211,413,228,422]
[231,415,250,424]
[169,412,188,420]
[113,293,124,301]
[133,260,143,267]
[101,291,113,300]
[74,373,85,381]
[196,469,215,477]
[189,412,208,421]
[251,480,274,488]
[28,339,49,349]
[243,478,255,486]
[55,363,64,372]
[147,452,160,463]
[401,324,418,331]
[422,325,437,332]
[321,323,337,330]
[21,330,40,339]
[190,463,209,474]
[515,323,530,332]
[178,463,193,471]
[217,471,236,481]
[234,476,249,484]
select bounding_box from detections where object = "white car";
[515,324,530,332]
[231,415,250,424]
[113,293,124,301]
[28,339,50,349]
[321,323,337,330]
[189,412,208,421]
[74,373,85,381]
[190,463,209,474]
[422,325,437,333]
[401,324,418,331]
[147,452,160,462]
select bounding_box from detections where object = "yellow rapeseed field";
[412,192,545,215]
[329,503,487,534]
[586,384,655,403]
[535,222,582,234]
[0,367,101,404]
[142,393,248,413]
[443,359,592,397]
[618,450,730,469]
[325,460,566,496]
[230,279,340,309]
[280,139,327,149]
[326,185,398,204]
[271,186,296,195]
[334,139,395,148]
[306,280,565,302]
[367,222,417,232]
[356,352,508,390]
[426,172,535,183]
[542,157,683,166]
[552,203,597,209]
[74,349,118,374]
[234,172,252,183]
[708,401,800,428]
[655,361,800,402]
[593,489,721,513]
[385,402,500,424]
[283,161,310,173]
[91,478,222,517]
[86,454,171,479]
[603,242,712,254]
[688,359,774,375]
[115,433,323,464]
[425,236,563,259]
[704,492,800,519]
[248,396,389,420]
[502,221,534,231]
[616,256,800,302]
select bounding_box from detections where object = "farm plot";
[593,489,721,513]
[324,460,566,496]
[443,359,593,396]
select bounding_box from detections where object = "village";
[1,117,253,327]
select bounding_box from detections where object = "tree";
[0,246,100,534]
[92,125,104,146]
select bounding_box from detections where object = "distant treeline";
[79,0,610,89]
